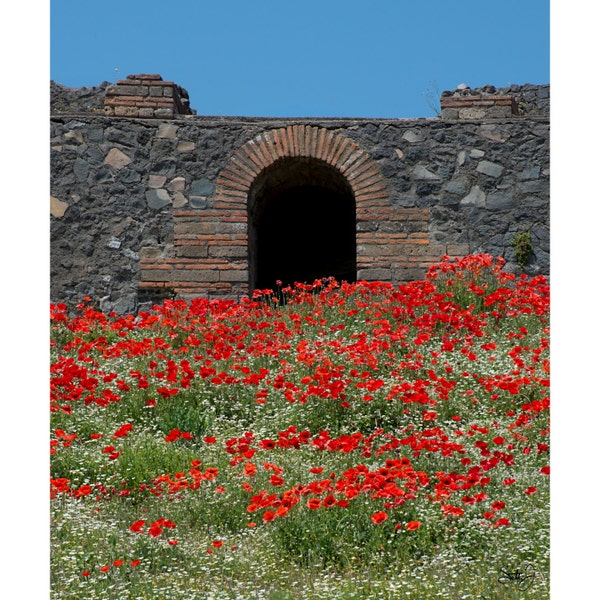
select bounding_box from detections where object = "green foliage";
[511,231,533,269]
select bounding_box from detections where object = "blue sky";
[50,0,550,118]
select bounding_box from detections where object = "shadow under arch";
[214,125,391,295]
[248,156,356,291]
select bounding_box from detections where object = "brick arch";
[214,126,393,292]
[215,125,390,210]
[140,126,435,301]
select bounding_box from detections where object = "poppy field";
[50,255,550,599]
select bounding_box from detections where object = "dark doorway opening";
[248,157,356,292]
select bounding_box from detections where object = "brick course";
[103,74,193,119]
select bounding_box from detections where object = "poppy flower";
[148,525,163,537]
[165,429,181,442]
[406,521,421,530]
[130,560,141,568]
[129,519,146,533]
[524,486,537,495]
[99,564,110,573]
[323,494,337,508]
[540,465,550,475]
[371,511,388,525]
[263,510,276,522]
[81,570,90,577]
[76,484,92,497]
[168,539,178,546]
[113,559,123,567]
[494,518,511,528]
[211,540,223,548]
[306,498,321,510]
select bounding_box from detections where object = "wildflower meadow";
[50,255,550,599]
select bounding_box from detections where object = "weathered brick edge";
[440,95,518,120]
[140,126,455,300]
[103,74,193,119]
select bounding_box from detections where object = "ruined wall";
[50,79,549,314]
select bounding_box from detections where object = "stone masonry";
[50,77,549,314]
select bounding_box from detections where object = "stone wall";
[50,79,549,314]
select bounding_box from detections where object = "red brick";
[273,128,289,158]
[285,126,297,156]
[329,136,351,168]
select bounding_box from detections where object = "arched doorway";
[214,125,391,297]
[248,157,356,292]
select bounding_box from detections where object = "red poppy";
[129,519,146,533]
[524,486,537,495]
[270,475,285,486]
[168,539,178,546]
[113,559,123,567]
[540,465,550,475]
[112,423,133,438]
[76,484,92,497]
[494,518,511,528]
[307,498,321,510]
[165,429,181,442]
[130,559,141,568]
[211,540,223,548]
[148,525,163,537]
[406,521,421,530]
[323,494,337,508]
[263,510,276,522]
[371,511,388,525]
[99,564,110,573]
[81,570,90,577]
